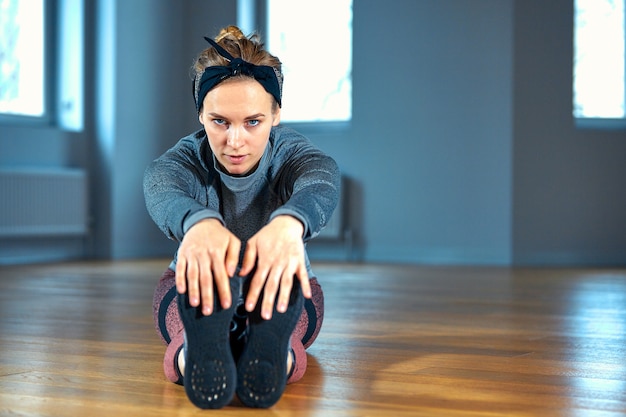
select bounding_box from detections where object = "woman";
[144,26,340,409]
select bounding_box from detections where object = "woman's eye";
[213,119,227,126]
[247,120,260,127]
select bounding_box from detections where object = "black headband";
[193,37,282,112]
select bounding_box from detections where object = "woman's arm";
[241,128,341,319]
[144,135,239,315]
[143,135,223,242]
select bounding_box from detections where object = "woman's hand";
[240,215,312,320]
[175,218,241,316]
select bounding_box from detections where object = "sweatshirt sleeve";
[269,129,341,241]
[143,135,223,242]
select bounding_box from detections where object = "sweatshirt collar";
[214,144,270,191]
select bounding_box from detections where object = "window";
[0,0,83,130]
[239,0,353,125]
[573,0,625,125]
[0,0,47,119]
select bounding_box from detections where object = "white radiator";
[0,168,88,237]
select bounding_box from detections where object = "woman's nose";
[226,127,242,148]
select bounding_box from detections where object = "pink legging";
[152,268,324,383]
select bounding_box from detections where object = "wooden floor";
[1,260,625,416]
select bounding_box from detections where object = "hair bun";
[215,25,246,42]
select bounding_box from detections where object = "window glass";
[266,0,352,123]
[0,0,46,117]
[573,0,625,119]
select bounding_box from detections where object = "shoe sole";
[236,280,304,408]
[177,279,239,409]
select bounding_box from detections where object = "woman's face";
[199,78,280,176]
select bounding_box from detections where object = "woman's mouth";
[227,154,246,164]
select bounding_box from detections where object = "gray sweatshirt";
[143,125,340,274]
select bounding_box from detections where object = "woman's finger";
[175,258,187,294]
[186,259,200,307]
[275,270,294,314]
[260,266,282,320]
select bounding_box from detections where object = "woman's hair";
[192,26,283,110]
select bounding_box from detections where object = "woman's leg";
[152,268,185,384]
[296,277,325,349]
[178,277,240,409]
[236,277,304,408]
[287,277,324,384]
[153,268,246,392]
[153,268,183,345]
[153,269,325,387]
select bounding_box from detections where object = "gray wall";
[310,0,514,264]
[0,0,624,266]
[511,1,626,265]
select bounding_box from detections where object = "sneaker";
[236,280,304,408]
[177,278,240,409]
